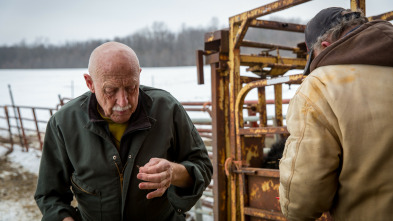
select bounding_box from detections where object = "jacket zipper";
[114,160,128,192]
[71,177,97,195]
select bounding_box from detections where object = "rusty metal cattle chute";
[196,0,393,220]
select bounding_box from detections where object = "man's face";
[85,42,141,124]
[93,71,140,124]
[85,63,141,124]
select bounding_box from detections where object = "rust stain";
[301,105,312,115]
[218,78,225,110]
[337,75,355,84]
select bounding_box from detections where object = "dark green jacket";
[34,86,213,221]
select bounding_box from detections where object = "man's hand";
[137,158,193,199]
[62,217,74,221]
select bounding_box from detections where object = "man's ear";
[321,41,331,48]
[84,74,95,93]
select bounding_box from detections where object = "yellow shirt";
[98,108,128,150]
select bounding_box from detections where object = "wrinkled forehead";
[100,72,139,85]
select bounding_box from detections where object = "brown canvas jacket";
[279,20,393,220]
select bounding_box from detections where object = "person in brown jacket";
[279,7,393,220]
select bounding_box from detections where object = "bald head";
[84,42,141,123]
[88,42,140,81]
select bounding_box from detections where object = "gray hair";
[312,9,368,53]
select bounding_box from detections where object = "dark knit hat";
[303,7,346,75]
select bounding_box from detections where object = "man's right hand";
[62,217,75,221]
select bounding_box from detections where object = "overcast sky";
[0,0,392,46]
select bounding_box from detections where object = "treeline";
[0,17,305,69]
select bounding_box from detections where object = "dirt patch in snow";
[0,158,42,221]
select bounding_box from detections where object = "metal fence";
[0,98,288,221]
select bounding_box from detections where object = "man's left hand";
[137,158,173,199]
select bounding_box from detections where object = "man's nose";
[116,89,128,107]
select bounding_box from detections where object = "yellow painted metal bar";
[274,84,283,127]
[249,19,306,32]
[229,16,242,221]
[351,0,365,13]
[230,0,313,24]
[240,55,307,68]
[368,11,393,21]
[234,19,250,49]
[235,75,305,126]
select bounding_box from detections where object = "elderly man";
[35,42,213,221]
[279,7,393,220]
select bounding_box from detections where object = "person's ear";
[84,74,95,93]
[321,41,331,48]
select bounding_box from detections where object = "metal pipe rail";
[0,105,57,151]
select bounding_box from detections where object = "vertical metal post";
[274,84,283,141]
[16,107,29,151]
[8,84,24,148]
[229,18,239,221]
[4,106,14,152]
[32,108,43,150]
[211,62,229,221]
[351,0,366,14]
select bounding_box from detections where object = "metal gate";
[196,0,393,220]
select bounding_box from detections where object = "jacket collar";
[310,20,393,73]
[81,89,154,133]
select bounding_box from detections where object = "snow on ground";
[0,145,42,221]
[4,146,42,175]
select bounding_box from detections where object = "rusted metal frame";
[16,107,29,151]
[210,62,230,221]
[229,17,243,221]
[234,78,262,220]
[368,11,393,21]
[244,207,285,220]
[235,75,304,219]
[239,127,288,136]
[205,52,229,65]
[243,167,280,177]
[235,75,305,126]
[183,107,209,112]
[4,106,14,151]
[230,0,312,24]
[234,19,251,49]
[240,55,307,68]
[31,108,43,150]
[197,128,212,133]
[181,101,211,105]
[247,99,291,105]
[223,72,232,221]
[196,50,205,84]
[351,0,365,12]
[249,19,306,33]
[240,76,261,84]
[14,105,57,111]
[258,86,267,128]
[274,84,283,128]
[241,40,299,51]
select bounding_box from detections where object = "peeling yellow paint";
[245,144,260,163]
[261,180,280,192]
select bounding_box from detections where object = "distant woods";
[0,17,305,69]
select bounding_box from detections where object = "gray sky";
[0,0,392,46]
